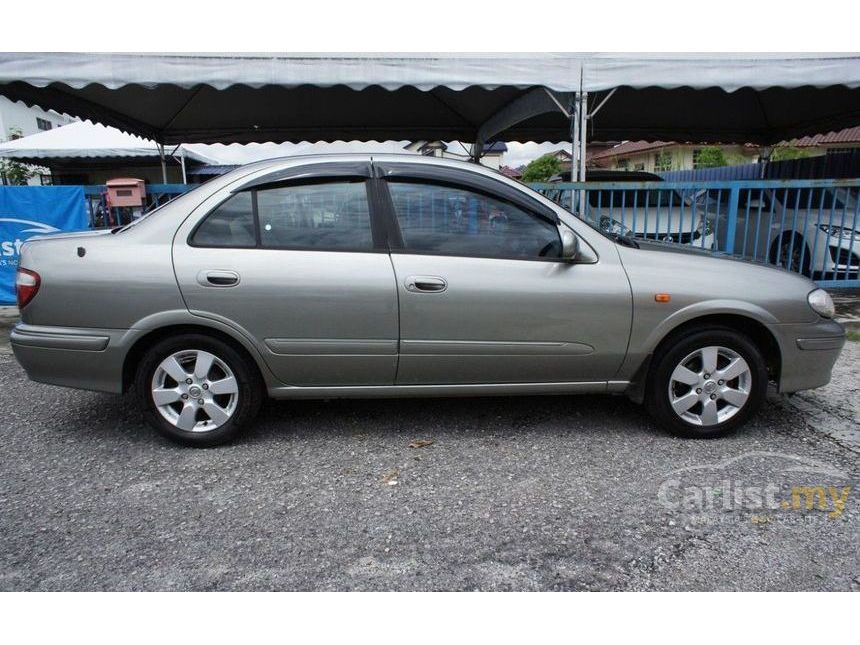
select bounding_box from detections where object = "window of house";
[256,181,372,250]
[616,159,630,170]
[387,181,561,260]
[36,118,52,131]
[654,151,673,172]
[692,148,709,169]
[632,163,645,171]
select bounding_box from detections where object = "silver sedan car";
[11,155,845,446]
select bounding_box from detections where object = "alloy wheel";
[150,349,239,432]
[667,345,751,427]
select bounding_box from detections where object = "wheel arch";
[626,312,781,404]
[121,323,271,393]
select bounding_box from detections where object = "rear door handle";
[405,275,447,293]
[198,270,240,287]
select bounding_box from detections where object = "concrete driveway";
[0,313,857,590]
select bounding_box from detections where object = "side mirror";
[560,228,579,260]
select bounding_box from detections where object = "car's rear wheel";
[134,333,262,447]
[645,327,768,438]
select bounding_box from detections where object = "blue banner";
[0,186,88,305]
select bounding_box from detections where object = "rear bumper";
[769,318,846,393]
[10,323,127,393]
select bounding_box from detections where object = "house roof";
[499,165,522,178]
[590,139,762,161]
[780,126,860,147]
[482,141,508,153]
[589,141,675,161]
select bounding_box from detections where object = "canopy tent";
[0,53,858,179]
[0,120,222,182]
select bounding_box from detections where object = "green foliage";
[521,154,562,183]
[0,128,35,185]
[771,146,815,162]
[693,147,727,169]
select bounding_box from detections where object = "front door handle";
[405,275,447,293]
[198,270,240,287]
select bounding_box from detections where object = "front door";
[173,176,399,386]
[381,177,631,385]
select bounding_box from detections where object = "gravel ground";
[0,339,858,591]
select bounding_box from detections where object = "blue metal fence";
[658,163,761,182]
[529,179,860,288]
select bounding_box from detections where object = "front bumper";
[769,318,846,393]
[10,323,128,393]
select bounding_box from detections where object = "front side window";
[387,181,561,260]
[257,181,372,250]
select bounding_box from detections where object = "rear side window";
[387,181,561,260]
[190,180,373,250]
[191,192,256,247]
[257,181,372,250]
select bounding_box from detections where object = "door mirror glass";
[560,228,579,260]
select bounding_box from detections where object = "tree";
[693,147,727,169]
[770,146,814,162]
[0,128,35,185]
[521,154,562,182]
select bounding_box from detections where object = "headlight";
[818,224,860,241]
[599,216,632,237]
[807,288,835,318]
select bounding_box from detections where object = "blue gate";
[530,179,860,288]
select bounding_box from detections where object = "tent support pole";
[579,91,588,182]
[158,143,168,184]
[569,94,579,181]
[471,141,484,163]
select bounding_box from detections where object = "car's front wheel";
[645,327,768,438]
[134,333,263,447]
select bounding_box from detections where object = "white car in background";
[703,186,859,277]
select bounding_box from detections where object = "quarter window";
[191,192,256,247]
[387,181,561,260]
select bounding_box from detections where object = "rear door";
[376,163,631,385]
[173,164,399,386]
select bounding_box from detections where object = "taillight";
[16,268,40,308]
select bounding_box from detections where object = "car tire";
[645,327,768,439]
[134,333,263,447]
[770,233,811,277]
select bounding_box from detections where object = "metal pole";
[180,150,187,184]
[569,94,579,182]
[158,143,168,184]
[579,92,588,182]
